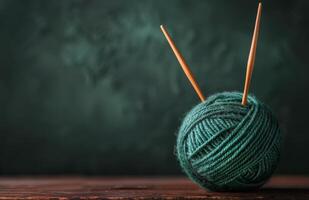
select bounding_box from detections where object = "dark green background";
[0,0,308,175]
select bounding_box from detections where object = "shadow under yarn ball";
[176,92,281,191]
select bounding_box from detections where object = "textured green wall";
[0,0,308,174]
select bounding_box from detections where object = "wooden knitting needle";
[242,2,262,106]
[160,25,205,102]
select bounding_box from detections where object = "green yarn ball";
[176,92,281,191]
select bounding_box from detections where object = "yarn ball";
[176,92,281,191]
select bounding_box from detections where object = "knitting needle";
[241,2,262,106]
[160,25,206,102]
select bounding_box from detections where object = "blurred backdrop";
[0,0,308,175]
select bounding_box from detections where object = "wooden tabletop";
[0,176,308,199]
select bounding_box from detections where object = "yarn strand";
[177,92,281,191]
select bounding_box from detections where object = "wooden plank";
[0,176,308,199]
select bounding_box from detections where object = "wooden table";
[0,176,308,199]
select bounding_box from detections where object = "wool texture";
[177,92,281,191]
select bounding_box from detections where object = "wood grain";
[0,176,308,199]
